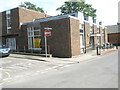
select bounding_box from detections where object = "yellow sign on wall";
[34,38,41,48]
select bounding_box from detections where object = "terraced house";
[0,7,108,58]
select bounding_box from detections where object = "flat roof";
[23,14,79,27]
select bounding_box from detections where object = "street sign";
[44,27,52,58]
[44,30,51,36]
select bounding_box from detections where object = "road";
[2,51,118,88]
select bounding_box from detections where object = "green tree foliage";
[19,2,44,13]
[56,0,96,18]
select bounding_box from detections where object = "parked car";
[0,45,10,57]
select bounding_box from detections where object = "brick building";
[0,7,50,50]
[106,25,120,46]
[105,2,120,46]
[0,7,108,58]
[22,12,108,57]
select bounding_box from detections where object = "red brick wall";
[84,21,90,52]
[69,18,80,56]
[104,28,108,43]
[11,8,19,34]
[100,26,103,45]
[108,33,120,45]
[19,8,50,24]
[93,24,98,47]
[40,18,71,57]
[40,17,80,58]
[1,7,50,49]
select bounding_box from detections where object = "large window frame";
[6,38,16,50]
[6,10,11,34]
[27,27,41,49]
[90,25,94,34]
[80,24,85,53]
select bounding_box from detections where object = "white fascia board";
[84,20,90,23]
[68,15,79,20]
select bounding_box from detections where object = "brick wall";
[104,27,108,43]
[93,24,98,47]
[2,11,7,36]
[40,18,71,57]
[69,18,80,56]
[19,8,50,24]
[40,17,80,58]
[17,25,28,50]
[11,8,19,34]
[1,7,50,49]
[108,33,120,45]
[84,21,90,52]
[100,26,103,45]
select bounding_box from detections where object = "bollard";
[116,45,118,49]
[96,46,100,55]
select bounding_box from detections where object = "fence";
[10,45,51,55]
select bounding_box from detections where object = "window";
[34,27,41,38]
[6,10,11,34]
[27,27,34,49]
[6,38,16,50]
[80,29,83,33]
[27,27,41,49]
[7,28,11,34]
[79,24,85,53]
[97,36,100,45]
[97,28,100,33]
[84,16,89,21]
[93,19,96,24]
[90,26,94,34]
[80,34,84,47]
[71,14,76,17]
[80,24,84,33]
[80,34,85,53]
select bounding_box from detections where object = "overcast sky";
[0,0,119,26]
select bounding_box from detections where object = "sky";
[0,0,119,26]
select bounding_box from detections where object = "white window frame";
[6,10,11,34]
[27,27,41,49]
[6,38,16,50]
[80,24,85,53]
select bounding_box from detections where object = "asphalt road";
[2,51,118,88]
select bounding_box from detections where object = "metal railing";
[10,45,51,55]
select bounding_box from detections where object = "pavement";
[9,48,118,64]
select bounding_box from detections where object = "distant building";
[106,2,120,46]
[106,25,120,45]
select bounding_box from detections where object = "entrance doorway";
[6,38,16,50]
[89,37,94,49]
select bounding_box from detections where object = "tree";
[19,2,44,13]
[56,0,96,18]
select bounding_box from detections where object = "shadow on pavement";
[9,56,49,62]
